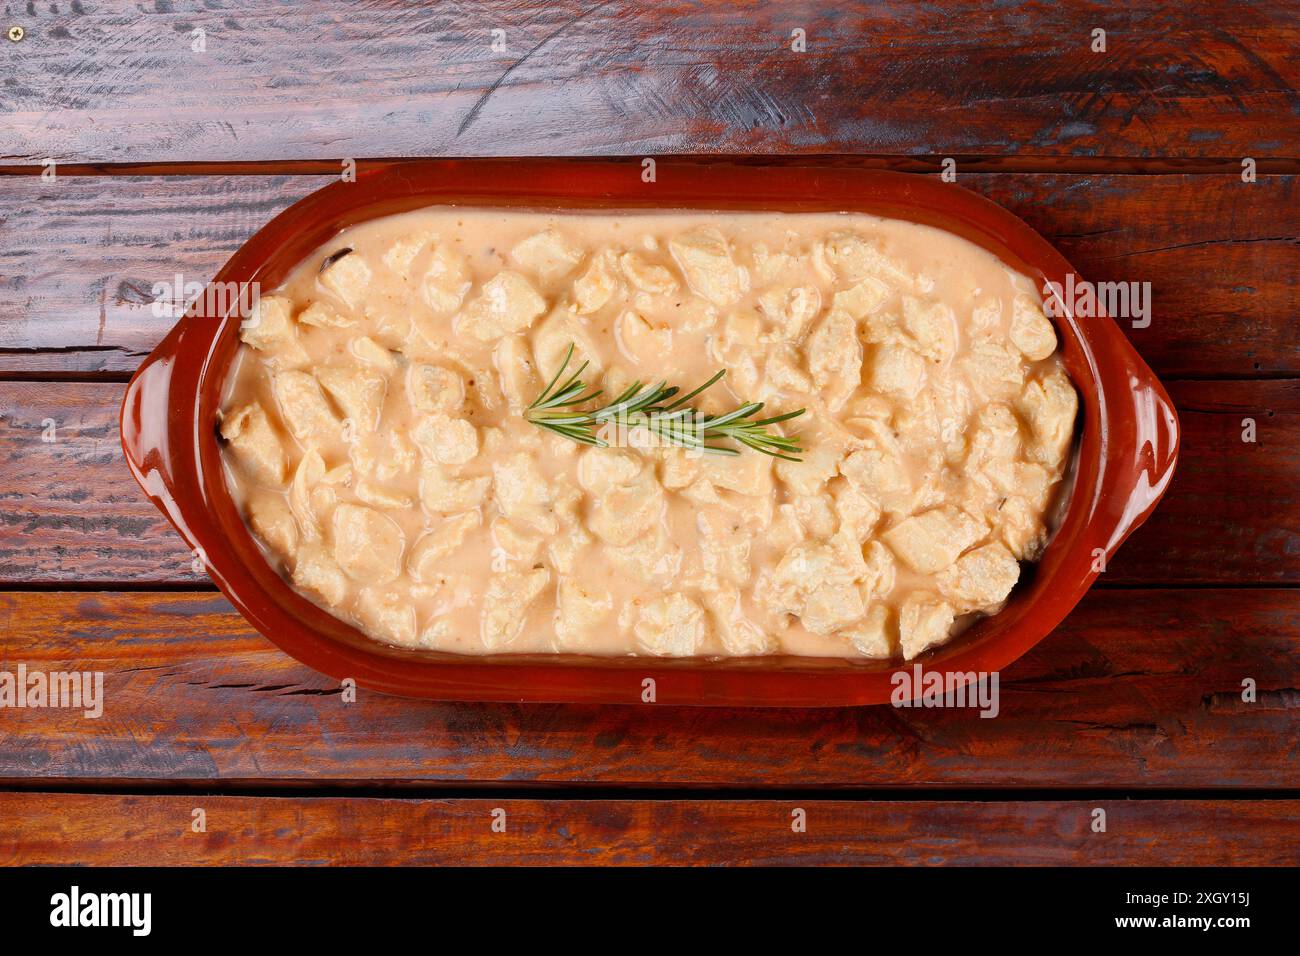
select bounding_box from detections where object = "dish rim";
[119,158,1180,707]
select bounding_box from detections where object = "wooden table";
[1,1,1297,866]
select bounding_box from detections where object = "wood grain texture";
[0,172,1295,377]
[2,379,1294,586]
[4,792,1297,865]
[0,175,333,377]
[1,589,1295,787]
[3,1,1297,165]
[0,383,207,585]
[1113,379,1300,585]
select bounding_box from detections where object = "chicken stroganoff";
[218,209,1078,660]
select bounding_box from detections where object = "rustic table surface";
[1,1,1297,866]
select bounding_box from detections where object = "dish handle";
[119,320,206,553]
[1095,346,1181,558]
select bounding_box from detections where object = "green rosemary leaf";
[528,343,575,410]
[663,368,727,411]
[523,342,807,460]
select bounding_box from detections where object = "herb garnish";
[525,344,806,461]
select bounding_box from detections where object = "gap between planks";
[0,156,1298,177]
[4,782,1300,801]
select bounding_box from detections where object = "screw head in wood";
[7,26,23,42]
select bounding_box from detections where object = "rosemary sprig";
[525,344,806,461]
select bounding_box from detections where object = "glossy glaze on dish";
[217,207,1077,660]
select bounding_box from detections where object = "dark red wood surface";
[2,1,1296,164]
[5,794,1297,866]
[0,0,1296,866]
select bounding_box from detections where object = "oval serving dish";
[121,160,1179,706]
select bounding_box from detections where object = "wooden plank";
[3,1,1296,165]
[0,173,1294,377]
[3,793,1297,865]
[2,379,1294,586]
[1106,379,1300,585]
[0,383,206,586]
[0,589,1295,788]
[0,175,331,377]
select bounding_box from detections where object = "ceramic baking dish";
[120,159,1179,706]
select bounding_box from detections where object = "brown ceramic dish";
[120,159,1179,706]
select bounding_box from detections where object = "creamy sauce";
[218,208,1078,659]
